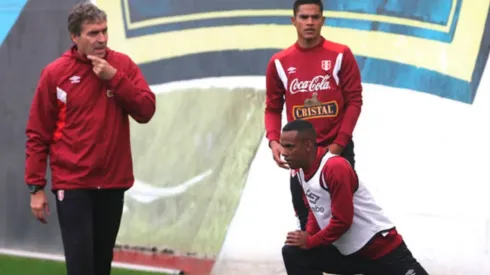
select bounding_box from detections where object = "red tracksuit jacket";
[24,45,156,190]
[265,36,362,148]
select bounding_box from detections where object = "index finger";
[38,216,47,224]
[44,203,50,216]
[285,236,300,246]
[87,55,101,62]
[278,162,289,169]
[33,209,47,224]
[272,154,289,169]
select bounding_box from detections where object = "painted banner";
[100,0,489,103]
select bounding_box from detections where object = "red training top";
[265,36,362,148]
[25,45,156,191]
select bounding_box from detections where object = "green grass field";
[0,255,167,275]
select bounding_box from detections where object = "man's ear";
[305,140,314,151]
[70,33,77,44]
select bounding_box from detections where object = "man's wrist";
[268,139,279,148]
[333,132,351,148]
[28,184,44,194]
[107,70,122,89]
[305,233,328,249]
[305,234,316,249]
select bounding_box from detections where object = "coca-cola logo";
[289,75,331,94]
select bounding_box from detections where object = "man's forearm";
[305,208,320,235]
[108,70,156,123]
[334,47,363,148]
[334,102,361,147]
[25,135,49,187]
[264,57,286,145]
[305,217,352,248]
[265,110,282,144]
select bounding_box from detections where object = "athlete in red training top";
[280,119,428,275]
[264,0,362,234]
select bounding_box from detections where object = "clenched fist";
[87,55,117,80]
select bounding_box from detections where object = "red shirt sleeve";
[305,194,321,235]
[333,47,363,147]
[264,57,285,144]
[25,68,58,187]
[305,156,357,248]
[108,57,156,124]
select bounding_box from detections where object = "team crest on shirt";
[57,190,64,202]
[292,92,338,120]
[321,60,331,71]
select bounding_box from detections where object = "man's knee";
[282,245,294,260]
[282,245,328,275]
[282,245,302,263]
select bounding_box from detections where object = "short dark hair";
[68,2,107,36]
[282,119,317,143]
[293,0,324,16]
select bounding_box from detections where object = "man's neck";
[302,147,319,172]
[297,36,323,49]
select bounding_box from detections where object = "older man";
[24,3,155,275]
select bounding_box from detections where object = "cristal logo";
[289,75,331,94]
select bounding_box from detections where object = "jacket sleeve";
[333,47,363,147]
[108,57,156,123]
[264,57,285,145]
[305,157,356,248]
[25,68,58,187]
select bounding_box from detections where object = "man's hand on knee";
[285,230,309,249]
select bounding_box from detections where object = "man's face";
[292,4,325,41]
[280,131,311,169]
[71,20,108,58]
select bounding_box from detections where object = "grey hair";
[67,2,107,36]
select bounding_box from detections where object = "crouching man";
[280,119,428,275]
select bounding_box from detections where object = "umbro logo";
[69,75,80,83]
[306,189,320,204]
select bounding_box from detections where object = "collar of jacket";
[66,44,112,64]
